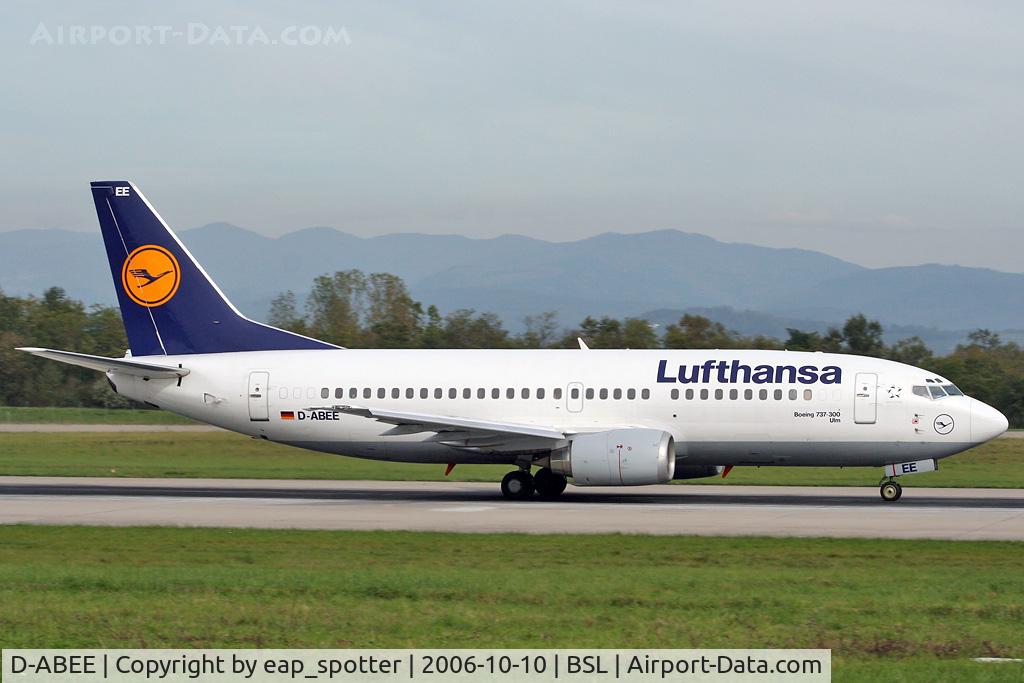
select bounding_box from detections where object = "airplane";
[18,181,1009,502]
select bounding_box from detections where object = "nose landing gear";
[879,480,903,502]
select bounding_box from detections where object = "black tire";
[534,467,568,498]
[501,470,535,500]
[880,481,902,502]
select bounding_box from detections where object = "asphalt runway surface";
[1,477,1022,540]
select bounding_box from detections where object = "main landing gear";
[879,479,903,502]
[534,467,568,498]
[500,467,567,500]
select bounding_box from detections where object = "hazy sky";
[2,1,1022,271]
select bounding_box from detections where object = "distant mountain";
[2,224,1022,350]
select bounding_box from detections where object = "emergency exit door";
[854,372,877,424]
[248,371,270,421]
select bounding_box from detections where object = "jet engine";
[549,428,675,486]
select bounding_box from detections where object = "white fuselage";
[109,348,1006,470]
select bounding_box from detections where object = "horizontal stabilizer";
[16,348,189,379]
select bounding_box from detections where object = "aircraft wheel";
[501,470,535,500]
[880,481,902,502]
[533,467,567,498]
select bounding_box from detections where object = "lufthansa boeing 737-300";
[18,181,1009,502]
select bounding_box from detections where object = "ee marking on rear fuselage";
[18,181,1009,502]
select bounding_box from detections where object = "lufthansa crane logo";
[933,414,954,435]
[121,245,181,307]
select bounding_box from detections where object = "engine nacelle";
[672,464,723,480]
[550,428,675,486]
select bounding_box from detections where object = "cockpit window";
[914,383,964,399]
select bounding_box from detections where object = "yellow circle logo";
[121,245,181,307]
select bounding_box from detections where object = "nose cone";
[971,399,1009,443]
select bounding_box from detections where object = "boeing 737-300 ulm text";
[18,182,1009,502]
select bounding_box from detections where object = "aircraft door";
[854,372,877,424]
[567,382,584,413]
[248,371,270,422]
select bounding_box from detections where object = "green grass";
[0,431,1021,487]
[0,432,508,480]
[0,406,195,425]
[0,527,1021,681]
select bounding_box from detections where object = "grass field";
[0,430,1022,487]
[0,406,195,424]
[0,527,1021,681]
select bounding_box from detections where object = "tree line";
[3,275,1023,426]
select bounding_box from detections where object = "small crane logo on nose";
[933,414,954,435]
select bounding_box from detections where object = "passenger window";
[599,388,608,399]
[685,389,694,400]
[803,389,813,400]
[434,388,443,399]
[279,387,288,399]
[671,389,679,400]
[307,388,317,399]
[570,388,579,399]
[392,388,400,399]
[744,389,752,400]
[537,388,546,399]
[349,388,358,399]
[774,389,783,400]
[363,388,372,399]
[478,388,486,399]
[522,388,531,399]
[641,389,650,400]
[492,388,500,399]
[759,389,768,400]
[700,389,709,400]
[788,389,797,400]
[449,388,458,399]
[333,388,342,399]
[553,388,562,399]
[420,388,428,399]
[463,388,471,399]
[406,388,414,399]
[627,388,637,400]
[714,389,724,400]
[613,388,622,400]
[507,388,515,399]
[586,388,595,400]
[729,389,738,400]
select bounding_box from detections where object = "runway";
[1,477,1022,540]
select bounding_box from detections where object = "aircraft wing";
[16,347,189,379]
[326,405,568,442]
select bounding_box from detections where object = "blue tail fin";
[90,181,338,356]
